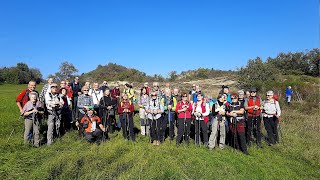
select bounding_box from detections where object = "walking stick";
[233,117,237,151]
[126,112,131,140]
[168,109,171,143]
[149,113,154,143]
[183,111,187,142]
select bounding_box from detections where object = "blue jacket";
[285,88,293,96]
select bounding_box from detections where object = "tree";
[54,61,79,81]
[169,71,178,81]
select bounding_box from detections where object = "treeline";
[169,68,235,81]
[0,63,42,84]
[237,48,319,90]
[80,63,165,83]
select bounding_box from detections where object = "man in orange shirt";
[80,106,106,143]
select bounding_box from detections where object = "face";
[75,77,79,82]
[60,81,66,88]
[151,93,157,99]
[173,89,179,95]
[116,84,119,89]
[250,91,257,97]
[103,81,107,85]
[239,94,244,99]
[48,78,54,84]
[267,94,273,100]
[165,90,171,97]
[246,91,250,97]
[196,85,201,92]
[166,82,170,87]
[222,94,227,101]
[197,94,202,101]
[192,85,196,90]
[28,82,36,91]
[30,94,37,103]
[182,94,188,101]
[61,89,67,95]
[104,89,110,96]
[218,96,224,102]
[153,84,159,90]
[223,88,229,94]
[83,88,89,95]
[87,110,93,115]
[123,94,128,100]
[93,83,99,89]
[142,88,147,94]
[231,95,238,102]
[51,85,58,93]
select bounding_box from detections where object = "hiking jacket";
[161,95,177,112]
[176,101,193,119]
[263,99,281,117]
[45,92,64,111]
[118,100,134,115]
[244,96,263,117]
[80,115,102,133]
[146,98,164,120]
[77,94,94,114]
[138,94,150,108]
[192,101,210,123]
[285,88,293,96]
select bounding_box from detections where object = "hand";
[78,92,82,95]
[254,105,259,110]
[101,127,106,132]
[75,121,79,127]
[139,105,144,108]
[20,109,24,115]
[157,109,162,114]
[219,110,225,115]
[107,106,112,110]
[232,112,237,117]
[33,108,38,114]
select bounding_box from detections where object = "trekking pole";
[168,109,171,143]
[6,113,22,144]
[149,113,154,143]
[126,112,131,140]
[155,113,160,144]
[233,117,237,152]
[183,111,187,142]
[198,116,201,147]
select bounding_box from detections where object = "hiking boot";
[153,141,157,145]
[156,141,161,146]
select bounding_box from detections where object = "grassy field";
[0,84,319,179]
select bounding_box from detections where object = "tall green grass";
[0,84,319,179]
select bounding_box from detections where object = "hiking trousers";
[120,113,135,141]
[163,112,176,141]
[24,118,40,147]
[176,118,191,144]
[246,116,262,145]
[150,116,163,141]
[47,112,61,145]
[263,116,278,145]
[195,120,208,145]
[85,129,103,143]
[230,120,247,153]
[208,118,226,149]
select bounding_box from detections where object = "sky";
[0,0,318,79]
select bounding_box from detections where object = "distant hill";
[80,63,235,83]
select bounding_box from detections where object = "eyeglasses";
[83,90,89,91]
[51,86,58,88]
[231,96,238,99]
[151,94,157,96]
[250,91,256,93]
[182,95,187,97]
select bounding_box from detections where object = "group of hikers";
[16,77,284,155]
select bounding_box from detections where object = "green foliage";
[0,84,319,179]
[50,61,79,82]
[0,63,43,84]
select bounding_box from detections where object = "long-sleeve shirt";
[263,100,281,117]
[45,92,64,111]
[138,95,150,108]
[146,99,164,120]
[192,102,210,121]
[285,88,293,96]
[77,94,94,114]
[88,88,103,106]
[176,101,193,119]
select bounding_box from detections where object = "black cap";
[250,87,257,92]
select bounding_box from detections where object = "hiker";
[152,82,163,100]
[220,85,231,103]
[192,93,209,146]
[188,84,197,102]
[60,80,73,99]
[100,81,109,92]
[143,82,151,95]
[172,88,181,137]
[238,90,246,106]
[70,77,82,123]
[208,94,228,150]
[22,92,44,147]
[111,82,121,101]
[39,77,54,102]
[146,91,164,145]
[176,92,193,146]
[80,106,106,143]
[138,87,150,136]
[16,80,39,114]
[60,88,72,133]
[245,90,250,99]
[77,86,94,121]
[161,88,177,142]
[99,89,117,134]
[124,83,136,103]
[191,85,202,104]
[89,82,103,117]
[244,87,264,148]
[285,86,293,105]
[45,83,64,145]
[226,92,249,155]
[118,93,135,141]
[263,90,281,146]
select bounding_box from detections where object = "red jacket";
[176,101,193,119]
[80,115,101,133]
[193,101,209,123]
[118,100,134,114]
[111,88,120,100]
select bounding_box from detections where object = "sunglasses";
[151,94,157,96]
[83,90,89,91]
[182,95,187,97]
[51,86,58,88]
[250,91,256,93]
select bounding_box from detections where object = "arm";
[276,101,281,117]
[16,90,26,114]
